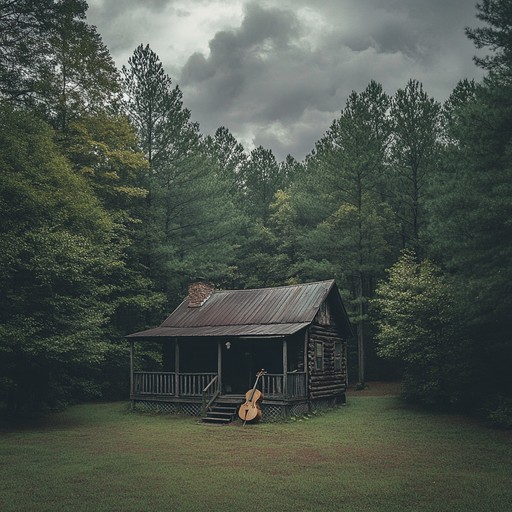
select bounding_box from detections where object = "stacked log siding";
[308,318,347,400]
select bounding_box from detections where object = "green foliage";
[0,0,58,104]
[232,219,293,289]
[389,79,442,250]
[466,0,512,76]
[239,145,287,221]
[428,57,512,402]
[2,0,511,419]
[122,44,242,310]
[372,251,471,406]
[0,105,120,412]
[204,126,248,195]
[63,112,148,209]
[0,0,119,130]
[294,82,395,284]
[45,0,120,131]
[430,80,512,327]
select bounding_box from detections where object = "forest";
[0,0,511,427]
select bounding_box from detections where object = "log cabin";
[127,280,353,422]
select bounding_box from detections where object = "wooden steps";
[201,399,241,425]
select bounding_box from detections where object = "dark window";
[315,341,323,371]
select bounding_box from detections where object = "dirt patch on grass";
[347,381,401,396]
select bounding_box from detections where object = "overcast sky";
[87,0,484,161]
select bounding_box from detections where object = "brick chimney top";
[188,280,215,308]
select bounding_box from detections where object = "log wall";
[307,322,347,400]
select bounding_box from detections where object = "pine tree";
[466,0,512,77]
[0,0,120,130]
[239,146,286,222]
[122,45,240,309]
[427,0,512,405]
[388,79,442,251]
[204,126,248,196]
[294,81,395,383]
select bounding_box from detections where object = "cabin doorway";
[221,339,282,394]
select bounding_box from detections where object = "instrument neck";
[248,371,264,402]
[248,378,259,402]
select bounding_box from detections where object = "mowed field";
[1,384,511,512]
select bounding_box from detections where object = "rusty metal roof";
[127,280,349,339]
[127,323,311,338]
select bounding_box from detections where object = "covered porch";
[129,334,309,417]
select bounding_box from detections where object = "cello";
[238,369,266,424]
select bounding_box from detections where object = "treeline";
[1,0,511,425]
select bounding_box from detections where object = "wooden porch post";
[282,338,288,398]
[130,340,134,410]
[174,338,180,397]
[217,341,222,394]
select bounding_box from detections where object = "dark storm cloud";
[181,3,302,98]
[180,4,336,129]
[87,0,484,160]
[87,0,177,55]
[179,0,483,159]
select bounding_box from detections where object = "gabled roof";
[127,280,352,339]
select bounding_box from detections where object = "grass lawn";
[1,387,511,512]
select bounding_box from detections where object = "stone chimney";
[188,280,215,308]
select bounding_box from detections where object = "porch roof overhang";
[126,322,311,339]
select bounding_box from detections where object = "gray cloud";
[87,0,179,57]
[88,0,485,161]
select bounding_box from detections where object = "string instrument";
[238,369,266,424]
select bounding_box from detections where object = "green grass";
[1,394,511,512]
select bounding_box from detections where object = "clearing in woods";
[0,383,510,512]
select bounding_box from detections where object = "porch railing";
[180,373,217,396]
[133,372,216,397]
[261,372,307,398]
[133,371,175,395]
[133,371,307,399]
[287,371,307,398]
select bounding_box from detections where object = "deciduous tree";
[372,250,470,406]
[0,105,120,412]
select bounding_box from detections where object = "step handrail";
[201,375,220,416]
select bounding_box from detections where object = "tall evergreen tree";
[427,1,512,408]
[204,126,247,196]
[239,145,285,222]
[121,44,196,172]
[429,79,512,398]
[466,0,512,77]
[294,81,395,383]
[389,79,442,251]
[0,0,119,130]
[122,45,240,310]
[47,0,120,131]
[0,0,56,104]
